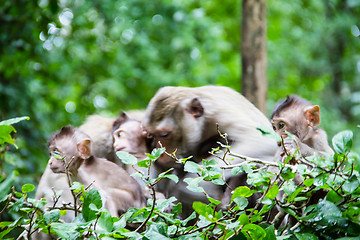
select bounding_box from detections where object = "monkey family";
[36,86,333,228]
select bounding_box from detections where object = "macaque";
[35,167,74,220]
[112,112,151,161]
[112,112,168,202]
[112,112,152,183]
[48,126,146,217]
[270,96,333,229]
[79,110,146,166]
[271,95,334,161]
[142,86,279,214]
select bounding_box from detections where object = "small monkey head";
[112,112,149,159]
[271,95,321,141]
[48,126,92,174]
[143,87,206,169]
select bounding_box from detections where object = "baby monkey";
[48,126,146,218]
[271,95,334,161]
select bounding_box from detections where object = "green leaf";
[303,178,314,187]
[0,125,16,145]
[184,177,205,193]
[0,218,22,239]
[231,167,242,176]
[342,175,360,194]
[116,151,138,165]
[192,201,217,222]
[21,184,35,193]
[144,222,171,239]
[50,222,80,239]
[326,190,343,203]
[241,224,267,240]
[0,172,16,201]
[264,225,276,240]
[332,130,353,154]
[163,174,179,183]
[238,214,249,225]
[231,186,252,201]
[149,148,166,161]
[70,181,83,192]
[265,185,279,200]
[257,126,282,142]
[294,233,319,240]
[182,211,196,226]
[44,209,60,225]
[233,197,248,210]
[98,211,114,233]
[172,202,182,217]
[82,188,103,221]
[281,166,296,181]
[184,161,202,173]
[137,159,151,168]
[207,196,221,205]
[0,116,30,126]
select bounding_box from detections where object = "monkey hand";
[280,135,301,164]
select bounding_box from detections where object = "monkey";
[112,112,152,183]
[271,95,334,161]
[142,85,279,216]
[79,110,146,166]
[111,112,169,203]
[112,112,151,161]
[36,111,145,214]
[270,95,334,229]
[48,126,146,217]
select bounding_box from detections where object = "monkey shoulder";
[303,128,333,154]
[84,157,139,189]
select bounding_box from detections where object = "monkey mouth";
[50,166,63,173]
[157,154,176,168]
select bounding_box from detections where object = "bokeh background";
[1,0,360,190]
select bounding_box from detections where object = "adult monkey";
[142,85,279,214]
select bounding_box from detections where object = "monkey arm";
[282,129,333,159]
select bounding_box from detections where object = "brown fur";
[271,95,333,158]
[142,85,279,216]
[48,126,146,217]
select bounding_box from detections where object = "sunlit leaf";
[0,116,29,126]
[44,209,60,224]
[184,161,202,173]
[116,151,138,165]
[83,188,102,221]
[332,130,353,154]
[21,184,35,193]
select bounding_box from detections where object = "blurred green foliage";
[0,0,360,193]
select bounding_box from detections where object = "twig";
[0,186,15,215]
[135,186,157,231]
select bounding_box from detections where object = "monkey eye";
[51,150,64,160]
[278,121,286,130]
[158,131,170,138]
[272,125,276,131]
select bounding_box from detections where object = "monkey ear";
[120,111,129,120]
[113,111,129,131]
[186,97,204,118]
[304,105,320,127]
[77,139,92,159]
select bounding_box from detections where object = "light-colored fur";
[143,86,279,216]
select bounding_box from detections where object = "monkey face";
[48,149,67,173]
[113,121,147,159]
[48,136,78,174]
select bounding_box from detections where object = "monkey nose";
[114,145,126,152]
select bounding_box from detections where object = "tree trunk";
[241,0,267,114]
